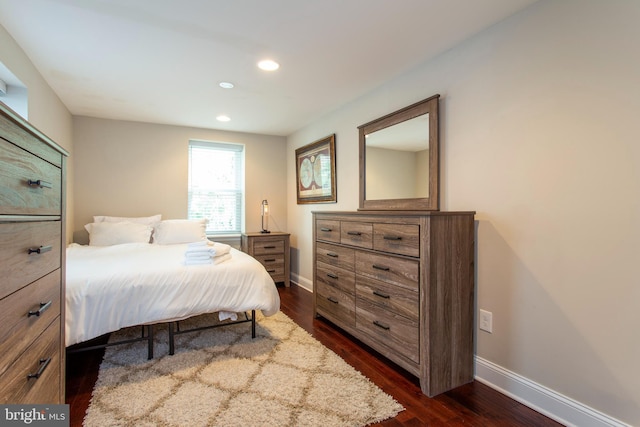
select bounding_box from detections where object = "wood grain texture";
[0,138,62,215]
[0,103,67,405]
[241,232,290,286]
[313,210,475,397]
[0,221,61,300]
[0,270,61,378]
[0,319,61,404]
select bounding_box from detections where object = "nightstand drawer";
[0,138,62,216]
[252,239,285,255]
[241,232,290,286]
[0,221,61,300]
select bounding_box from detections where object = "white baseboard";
[475,357,630,427]
[291,273,312,292]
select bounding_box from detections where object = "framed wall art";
[295,134,336,204]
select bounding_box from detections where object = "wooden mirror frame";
[358,94,440,210]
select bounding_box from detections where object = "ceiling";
[0,0,537,136]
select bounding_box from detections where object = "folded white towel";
[218,311,238,321]
[210,242,231,256]
[183,253,231,266]
[185,248,215,257]
[187,240,210,247]
[185,253,212,260]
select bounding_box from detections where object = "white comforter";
[65,243,280,346]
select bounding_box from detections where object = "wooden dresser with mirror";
[0,103,67,404]
[312,95,476,397]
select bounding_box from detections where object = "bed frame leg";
[169,322,175,356]
[251,310,256,338]
[147,325,154,360]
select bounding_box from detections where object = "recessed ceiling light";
[258,59,280,71]
[219,81,234,89]
[216,115,231,122]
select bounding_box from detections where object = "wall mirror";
[358,94,440,210]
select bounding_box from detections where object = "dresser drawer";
[340,221,372,249]
[356,275,419,322]
[316,281,355,327]
[356,298,419,363]
[355,251,419,292]
[316,219,340,243]
[0,138,62,216]
[373,223,419,257]
[0,318,61,404]
[0,221,61,300]
[316,262,355,295]
[252,238,285,255]
[0,269,61,378]
[316,242,354,271]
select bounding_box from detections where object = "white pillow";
[153,219,207,245]
[93,214,162,227]
[85,222,153,246]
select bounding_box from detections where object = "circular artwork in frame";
[295,134,336,204]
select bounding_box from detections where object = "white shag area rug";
[84,311,403,426]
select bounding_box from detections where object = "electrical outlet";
[479,309,493,333]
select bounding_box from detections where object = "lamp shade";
[261,199,270,233]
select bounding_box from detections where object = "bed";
[65,217,281,358]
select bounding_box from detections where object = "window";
[188,140,244,235]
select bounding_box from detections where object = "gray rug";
[84,311,403,426]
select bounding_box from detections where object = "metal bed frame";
[67,310,256,360]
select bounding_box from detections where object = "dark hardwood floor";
[66,283,562,426]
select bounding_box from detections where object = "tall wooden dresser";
[313,210,475,397]
[0,104,68,404]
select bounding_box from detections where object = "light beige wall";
[72,116,286,244]
[0,24,74,242]
[287,0,638,424]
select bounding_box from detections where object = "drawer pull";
[267,269,276,273]
[27,357,52,380]
[346,231,362,236]
[327,296,339,304]
[326,273,338,279]
[320,227,332,232]
[28,245,53,255]
[263,245,276,249]
[373,290,390,299]
[383,236,402,241]
[264,258,276,262]
[373,320,390,330]
[326,252,339,258]
[27,179,53,189]
[372,264,390,271]
[28,301,52,317]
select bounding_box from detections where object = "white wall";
[287,1,639,425]
[0,24,74,242]
[72,116,286,243]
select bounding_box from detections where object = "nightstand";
[241,232,290,286]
